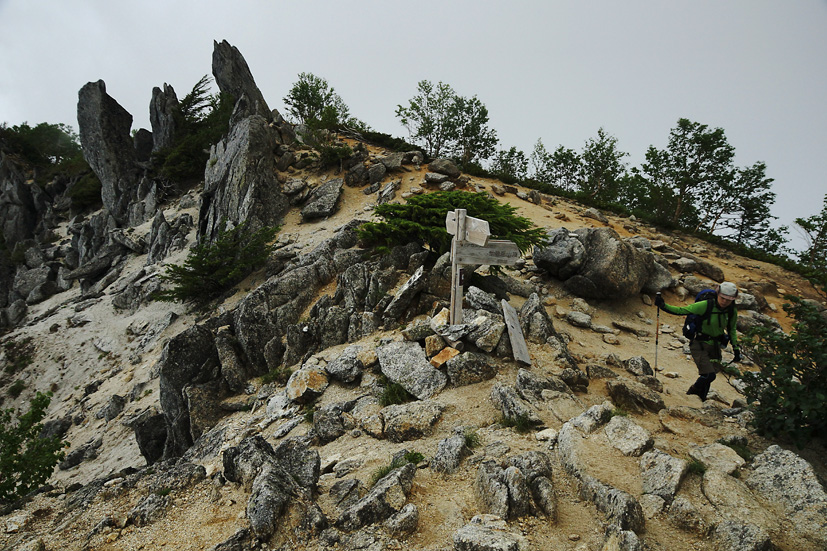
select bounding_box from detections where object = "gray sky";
[1,0,825,252]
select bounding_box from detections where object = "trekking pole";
[654,292,661,375]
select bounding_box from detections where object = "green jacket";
[663,299,739,350]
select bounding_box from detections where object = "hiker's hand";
[733,350,741,363]
[655,294,665,310]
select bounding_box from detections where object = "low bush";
[463,429,481,449]
[687,459,707,476]
[741,297,827,448]
[262,366,292,386]
[499,414,541,434]
[378,382,414,407]
[358,190,548,256]
[0,392,67,505]
[7,380,25,399]
[3,337,35,375]
[369,451,423,487]
[154,222,279,305]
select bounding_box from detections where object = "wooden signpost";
[446,208,529,365]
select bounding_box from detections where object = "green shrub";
[499,414,541,434]
[0,392,67,505]
[7,381,25,399]
[318,143,353,169]
[369,451,423,487]
[463,429,481,449]
[687,459,707,475]
[303,404,316,425]
[151,76,234,185]
[262,366,292,386]
[719,441,754,462]
[3,338,35,375]
[154,222,279,305]
[358,190,548,256]
[378,382,414,407]
[610,407,629,418]
[361,130,421,154]
[741,297,827,448]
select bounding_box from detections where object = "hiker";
[655,282,741,401]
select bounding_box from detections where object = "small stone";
[568,533,581,541]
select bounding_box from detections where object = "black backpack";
[682,289,734,343]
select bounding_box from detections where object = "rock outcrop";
[77,79,140,224]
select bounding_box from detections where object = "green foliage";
[262,366,292,386]
[378,382,414,407]
[719,440,754,462]
[795,194,827,294]
[155,487,172,497]
[530,139,581,192]
[2,338,35,375]
[7,381,25,399]
[0,392,67,505]
[0,122,99,203]
[610,407,629,418]
[65,169,103,211]
[741,297,827,448]
[490,146,528,181]
[284,73,352,127]
[358,191,548,256]
[0,122,81,167]
[318,143,353,170]
[499,414,541,434]
[154,75,234,184]
[579,128,629,202]
[369,452,423,487]
[361,130,421,154]
[154,222,279,305]
[303,404,316,425]
[396,80,498,163]
[463,429,481,449]
[687,459,707,476]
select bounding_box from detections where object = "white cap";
[719,282,738,299]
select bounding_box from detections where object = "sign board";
[502,300,531,366]
[447,208,522,324]
[446,211,490,247]
[454,240,521,266]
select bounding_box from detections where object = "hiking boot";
[686,385,699,396]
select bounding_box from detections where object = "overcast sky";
[1,1,825,251]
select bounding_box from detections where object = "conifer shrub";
[154,222,279,305]
[741,297,827,448]
[357,190,548,256]
[0,392,67,505]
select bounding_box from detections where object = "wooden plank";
[502,300,531,366]
[454,240,521,266]
[446,211,490,246]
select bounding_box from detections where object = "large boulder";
[201,114,290,243]
[535,227,654,299]
[301,178,344,221]
[377,341,447,400]
[745,445,827,549]
[77,79,141,224]
[157,325,220,459]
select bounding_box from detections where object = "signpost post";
[445,209,521,324]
